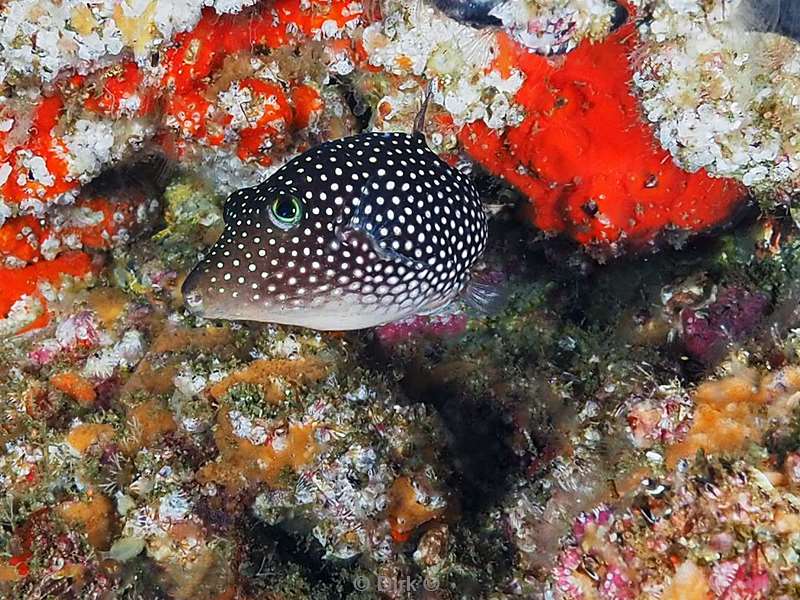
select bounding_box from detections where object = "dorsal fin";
[412,80,435,138]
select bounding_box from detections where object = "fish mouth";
[183,288,205,314]
[180,268,208,317]
[180,262,350,326]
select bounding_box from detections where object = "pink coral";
[681,287,770,365]
[626,393,693,448]
[28,310,107,366]
[710,553,771,600]
[375,313,468,346]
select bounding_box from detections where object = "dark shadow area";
[237,516,356,597]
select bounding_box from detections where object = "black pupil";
[275,198,297,220]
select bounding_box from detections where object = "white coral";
[0,0,259,85]
[633,0,800,197]
[362,0,525,130]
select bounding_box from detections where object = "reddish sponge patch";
[0,194,150,268]
[460,23,746,250]
[0,252,95,332]
[84,61,156,117]
[0,193,152,332]
[0,96,75,207]
[160,1,362,163]
[234,79,294,165]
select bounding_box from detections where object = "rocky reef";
[2,0,800,599]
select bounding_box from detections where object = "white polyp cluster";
[632,0,800,198]
[361,0,526,131]
[0,0,259,85]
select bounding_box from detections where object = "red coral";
[0,251,95,332]
[235,78,294,164]
[84,61,156,117]
[0,193,152,331]
[160,1,362,161]
[0,0,364,211]
[0,96,75,206]
[459,20,746,250]
[291,84,324,131]
[0,216,44,265]
[0,194,151,267]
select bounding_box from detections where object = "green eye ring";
[269,195,304,229]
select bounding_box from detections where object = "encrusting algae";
[199,357,328,490]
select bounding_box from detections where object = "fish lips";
[181,264,211,317]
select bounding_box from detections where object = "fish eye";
[270,196,304,229]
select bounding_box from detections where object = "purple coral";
[681,287,769,364]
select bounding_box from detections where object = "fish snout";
[181,268,207,317]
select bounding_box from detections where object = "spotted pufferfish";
[182,97,497,331]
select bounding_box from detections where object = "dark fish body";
[739,0,800,43]
[429,0,504,27]
[778,1,800,41]
[182,131,490,330]
[434,0,798,44]
[429,0,628,55]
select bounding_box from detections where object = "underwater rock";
[0,290,456,595]
[552,361,800,597]
[553,455,800,599]
[0,0,365,216]
[0,189,158,335]
[0,0,260,85]
[4,2,800,598]
[0,0,774,264]
[664,367,800,468]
